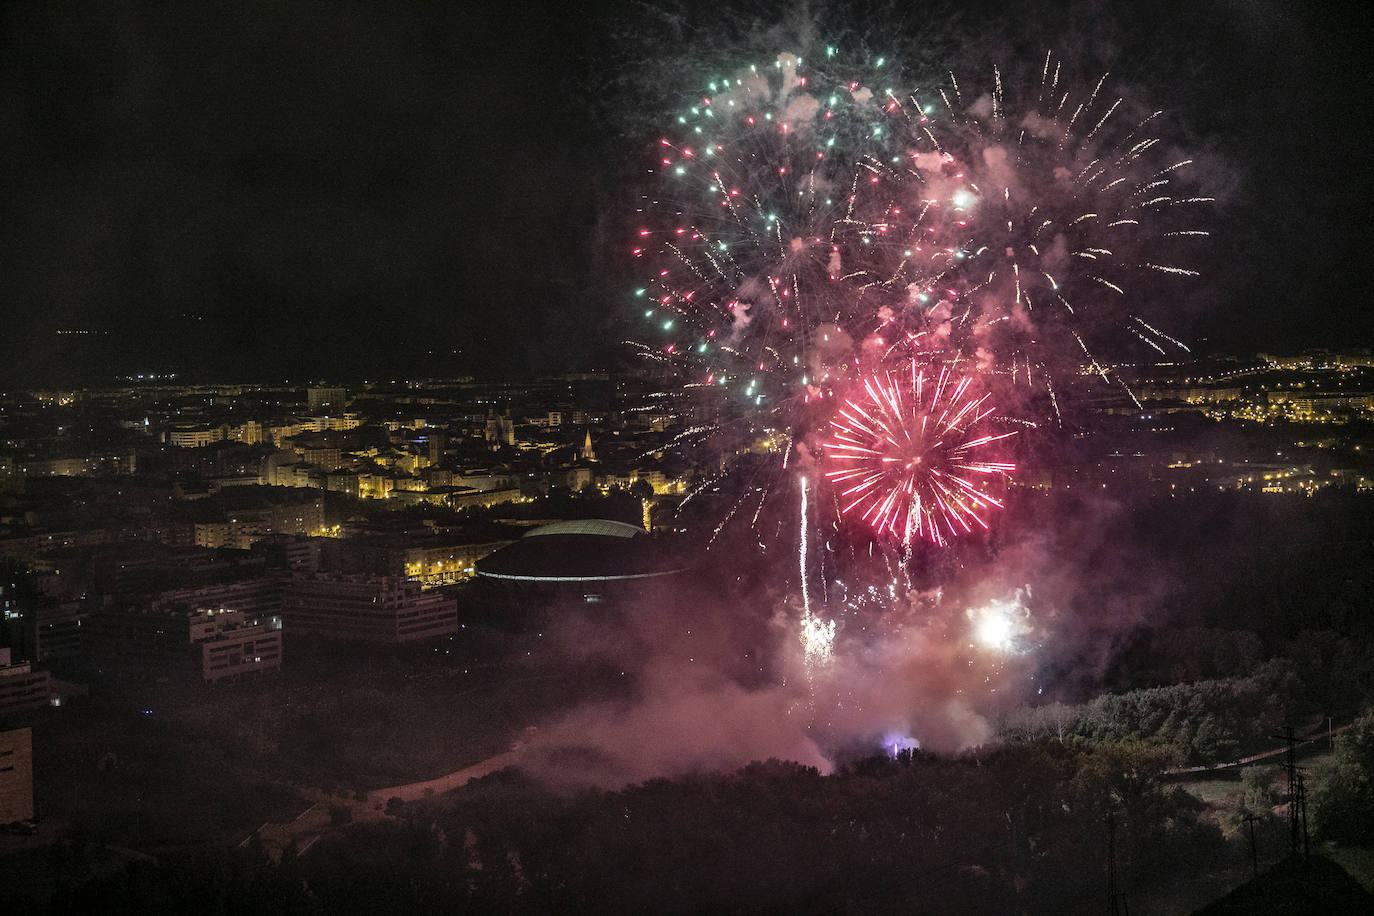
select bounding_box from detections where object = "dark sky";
[2,0,1371,385]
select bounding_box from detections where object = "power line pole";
[1107,812,1129,915]
[1297,772,1310,860]
[1271,725,1303,859]
[1241,812,1259,877]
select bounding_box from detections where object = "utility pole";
[1241,812,1259,877]
[1271,725,1303,859]
[1297,772,1310,859]
[1107,812,1129,915]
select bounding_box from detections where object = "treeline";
[38,740,1246,915]
[1312,709,1374,846]
[1000,659,1303,764]
[1001,617,1374,765]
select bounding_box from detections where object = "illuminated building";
[442,485,521,510]
[166,425,228,448]
[309,413,361,432]
[563,466,593,490]
[484,409,515,448]
[298,445,343,471]
[270,462,324,489]
[598,468,680,495]
[307,387,348,412]
[8,454,138,477]
[346,536,512,587]
[452,468,516,492]
[231,420,264,444]
[282,574,457,643]
[192,490,324,549]
[265,421,301,448]
[324,469,360,497]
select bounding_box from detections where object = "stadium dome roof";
[476,519,683,583]
[522,519,644,540]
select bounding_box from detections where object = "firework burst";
[634,51,1206,556]
[632,51,916,412]
[841,53,1209,402]
[824,363,1015,545]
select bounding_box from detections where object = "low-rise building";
[1,600,88,664]
[166,425,229,448]
[193,490,324,549]
[283,574,457,643]
[345,535,512,586]
[0,649,51,716]
[0,727,34,824]
[85,605,283,682]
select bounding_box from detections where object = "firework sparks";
[799,611,837,664]
[824,363,1015,545]
[634,51,915,413]
[845,54,1208,388]
[967,590,1034,654]
[798,475,835,666]
[635,50,1207,561]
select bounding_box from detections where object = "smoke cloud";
[511,476,1166,792]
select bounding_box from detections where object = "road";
[247,720,1353,859]
[244,749,521,861]
[1165,722,1350,777]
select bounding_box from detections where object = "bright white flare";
[967,592,1033,653]
[799,612,836,664]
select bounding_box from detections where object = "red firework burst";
[824,365,1016,545]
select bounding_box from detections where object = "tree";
[1313,710,1374,844]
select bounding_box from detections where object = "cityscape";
[4,348,1374,909]
[4,1,1374,913]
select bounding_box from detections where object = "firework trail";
[823,362,1015,546]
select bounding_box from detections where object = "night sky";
[2,0,1371,385]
